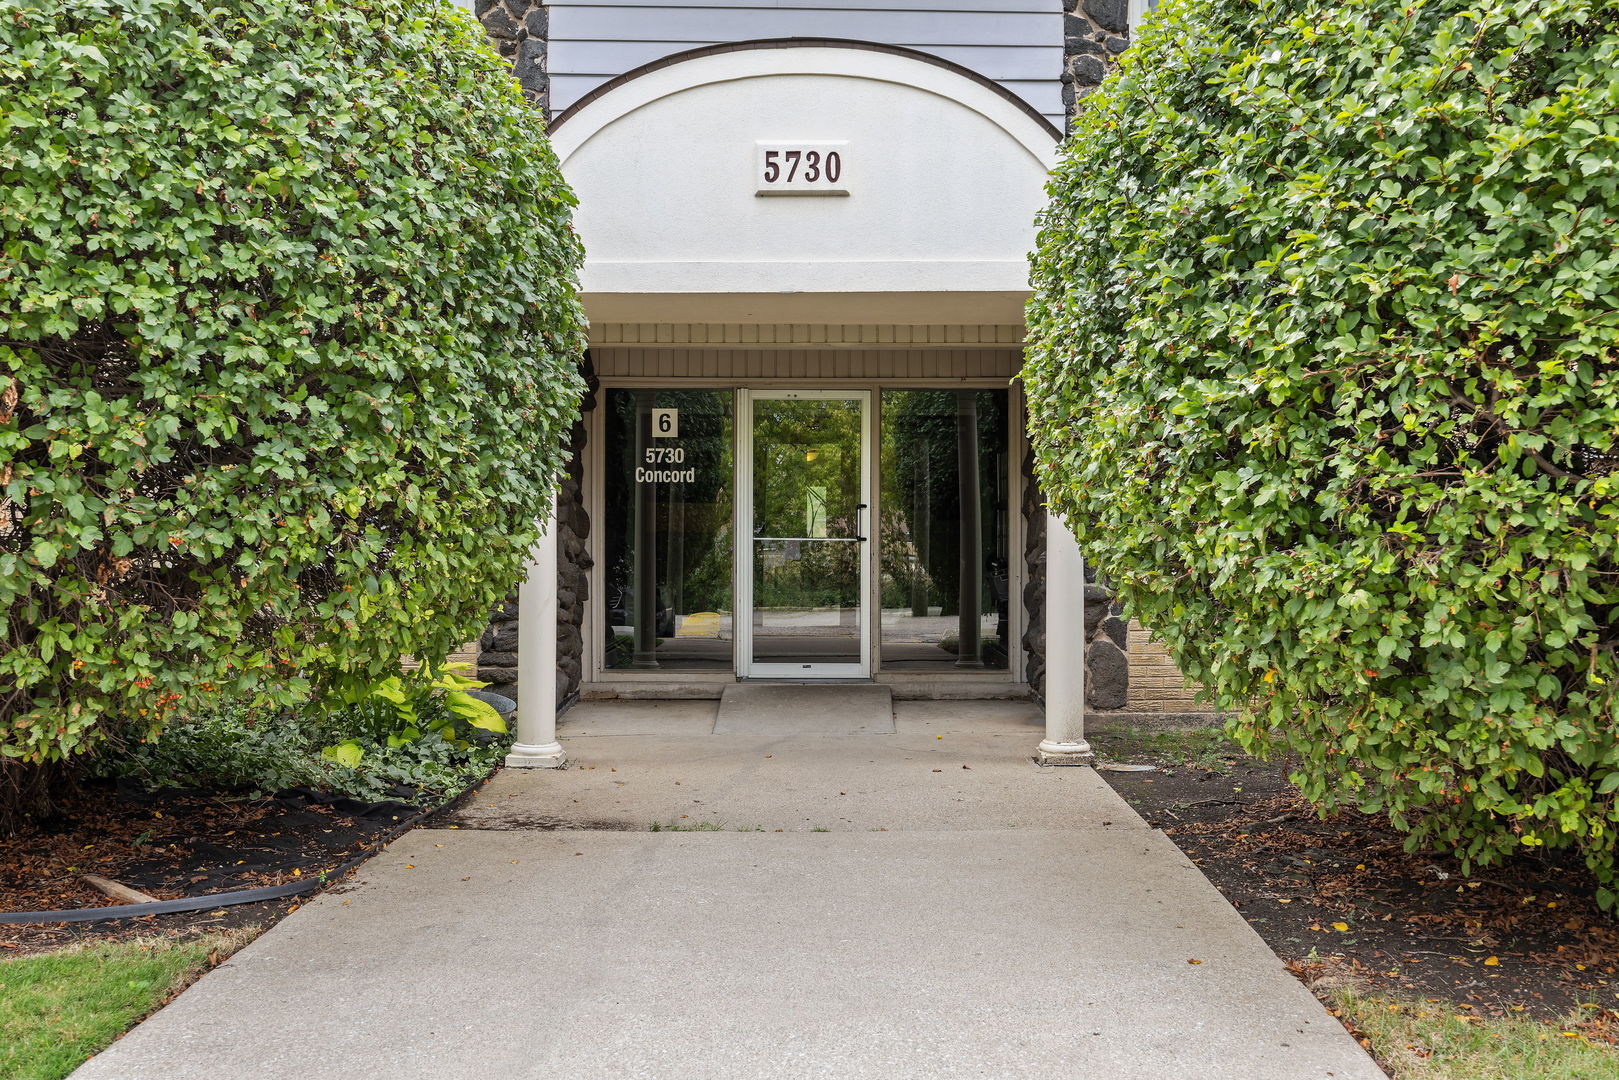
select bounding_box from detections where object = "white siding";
[547,0,1066,127]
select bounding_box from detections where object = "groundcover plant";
[1023,0,1619,904]
[0,0,587,827]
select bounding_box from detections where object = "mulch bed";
[0,779,421,956]
[11,748,1617,1038]
[1097,747,1619,1027]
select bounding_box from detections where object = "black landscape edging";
[0,760,506,926]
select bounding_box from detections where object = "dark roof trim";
[549,37,1064,141]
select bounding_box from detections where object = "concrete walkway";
[74,700,1384,1080]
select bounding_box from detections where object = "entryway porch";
[69,698,1383,1080]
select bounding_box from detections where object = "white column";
[505,495,565,768]
[1038,513,1094,765]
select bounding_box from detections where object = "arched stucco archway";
[503,39,1094,770]
[548,40,1060,324]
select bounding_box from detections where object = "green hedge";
[1023,0,1619,903]
[0,0,586,814]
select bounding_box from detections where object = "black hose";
[0,771,483,926]
[0,874,341,925]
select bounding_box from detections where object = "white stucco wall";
[551,46,1060,313]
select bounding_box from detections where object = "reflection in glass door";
[738,391,870,678]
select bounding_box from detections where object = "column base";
[505,741,566,769]
[1036,739,1095,766]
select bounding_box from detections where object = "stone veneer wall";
[481,0,1126,125]
[475,1,550,111]
[1016,1,1217,717]
[470,3,584,707]
[1062,0,1129,122]
[1021,449,1137,711]
[1019,448,1048,697]
[476,369,597,707]
[1018,0,1131,707]
[1022,485,1211,714]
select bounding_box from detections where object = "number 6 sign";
[651,408,678,438]
[755,141,850,197]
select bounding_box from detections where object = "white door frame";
[736,388,873,680]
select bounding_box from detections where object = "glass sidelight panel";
[602,389,734,670]
[878,389,1010,670]
[745,394,868,675]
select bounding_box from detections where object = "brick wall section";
[1126,629,1209,712]
[399,639,482,673]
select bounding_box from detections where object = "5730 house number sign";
[755,141,849,197]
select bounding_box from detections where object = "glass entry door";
[738,390,871,679]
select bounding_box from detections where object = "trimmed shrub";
[0,0,586,827]
[1023,0,1619,903]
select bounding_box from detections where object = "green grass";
[649,819,726,832]
[1333,990,1618,1079]
[1091,727,1241,773]
[0,931,254,1080]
